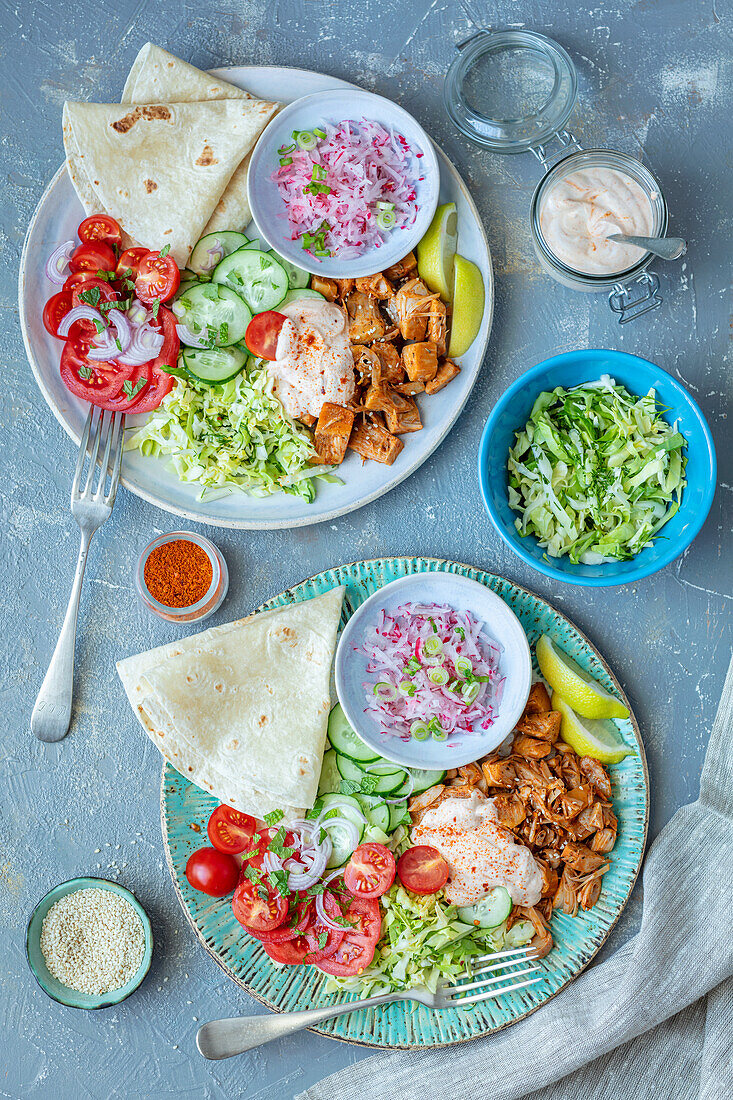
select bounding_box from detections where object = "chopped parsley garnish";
[306,800,323,821]
[79,286,101,307]
[159,244,171,258]
[77,365,94,380]
[267,870,290,898]
[317,931,329,949]
[244,865,261,884]
[238,847,260,861]
[123,378,146,400]
[150,298,161,319]
[264,809,284,827]
[267,826,295,859]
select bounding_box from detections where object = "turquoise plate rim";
[160,557,649,1048]
[26,876,154,1010]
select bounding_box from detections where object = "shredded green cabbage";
[507,374,687,564]
[124,361,333,502]
[323,883,535,998]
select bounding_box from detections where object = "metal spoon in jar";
[607,233,687,261]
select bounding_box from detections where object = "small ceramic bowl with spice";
[26,877,154,1010]
[136,531,229,623]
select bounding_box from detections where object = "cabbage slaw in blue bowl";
[478,350,716,587]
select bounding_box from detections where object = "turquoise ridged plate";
[161,558,648,1048]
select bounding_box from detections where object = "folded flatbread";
[121,43,278,235]
[63,96,276,268]
[117,587,345,818]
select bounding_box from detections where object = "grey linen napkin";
[297,656,733,1100]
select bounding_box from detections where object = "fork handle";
[196,992,399,1059]
[31,530,93,742]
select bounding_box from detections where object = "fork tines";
[73,406,124,505]
[441,947,544,1006]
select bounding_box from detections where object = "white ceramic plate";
[19,67,494,530]
[334,572,532,769]
[247,89,440,278]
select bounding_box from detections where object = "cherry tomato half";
[70,277,118,311]
[185,847,239,897]
[343,843,396,900]
[69,241,117,274]
[262,937,311,965]
[60,340,134,406]
[78,214,122,249]
[232,876,288,932]
[207,805,259,855]
[135,250,180,304]
[43,291,73,339]
[314,897,381,976]
[116,247,151,281]
[245,311,286,360]
[396,846,450,896]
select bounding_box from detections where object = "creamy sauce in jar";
[539,166,654,275]
[269,299,354,420]
[412,790,542,907]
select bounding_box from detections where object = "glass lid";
[444,29,578,154]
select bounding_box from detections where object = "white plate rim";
[18,65,494,530]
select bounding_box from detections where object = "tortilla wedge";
[63,96,276,267]
[120,43,279,234]
[117,587,345,817]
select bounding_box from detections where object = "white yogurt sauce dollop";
[539,166,654,276]
[269,299,354,421]
[412,790,543,908]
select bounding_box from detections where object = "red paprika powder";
[144,538,213,608]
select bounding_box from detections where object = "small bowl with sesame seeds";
[26,877,154,1010]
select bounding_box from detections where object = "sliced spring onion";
[428,667,449,687]
[373,682,399,702]
[423,635,444,657]
[398,680,416,697]
[461,681,481,705]
[454,657,474,677]
[376,209,396,230]
[296,130,318,150]
[410,720,429,741]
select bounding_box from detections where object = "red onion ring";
[175,323,209,349]
[315,890,349,932]
[56,305,102,338]
[45,240,75,285]
[87,309,132,361]
[118,323,164,365]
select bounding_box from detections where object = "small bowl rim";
[478,349,717,588]
[334,572,532,768]
[246,88,441,278]
[26,876,154,1010]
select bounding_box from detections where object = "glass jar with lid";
[444,30,675,323]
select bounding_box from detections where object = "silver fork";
[196,946,543,1059]
[31,406,125,743]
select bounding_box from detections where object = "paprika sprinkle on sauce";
[136,531,229,624]
[144,539,212,608]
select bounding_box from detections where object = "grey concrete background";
[1,1,730,1097]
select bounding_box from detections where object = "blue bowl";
[478,350,716,587]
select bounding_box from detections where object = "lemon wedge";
[448,254,485,357]
[552,692,633,764]
[536,634,630,720]
[417,202,458,301]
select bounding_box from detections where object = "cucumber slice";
[318,793,365,868]
[189,231,249,276]
[362,825,390,845]
[243,238,262,250]
[213,248,289,312]
[175,283,252,347]
[388,801,411,832]
[182,345,246,386]
[355,794,391,833]
[335,754,406,795]
[280,288,325,308]
[458,887,513,929]
[327,704,381,763]
[175,277,200,298]
[317,749,341,796]
[405,767,447,796]
[267,250,310,289]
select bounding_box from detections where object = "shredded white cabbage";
[507,375,687,564]
[124,360,335,502]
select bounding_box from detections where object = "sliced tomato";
[126,304,179,414]
[60,340,134,406]
[63,271,101,294]
[344,843,396,900]
[342,896,382,946]
[315,896,381,975]
[302,893,347,963]
[116,247,151,280]
[69,241,117,274]
[232,876,289,932]
[185,847,239,897]
[70,277,118,312]
[78,214,122,249]
[261,937,311,965]
[135,250,180,303]
[97,364,152,411]
[43,291,73,338]
[207,806,259,855]
[396,845,450,896]
[245,311,287,360]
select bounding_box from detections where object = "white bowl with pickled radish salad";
[334,573,532,770]
[247,89,440,278]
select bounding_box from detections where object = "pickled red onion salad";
[361,603,504,742]
[272,119,423,260]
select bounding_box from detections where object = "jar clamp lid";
[444,29,668,322]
